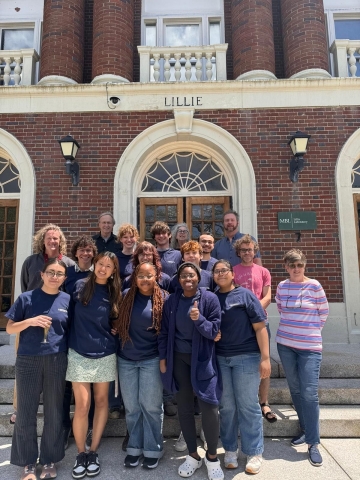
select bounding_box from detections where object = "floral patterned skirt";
[66,348,117,383]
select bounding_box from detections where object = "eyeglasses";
[240,248,254,253]
[137,274,155,280]
[179,273,197,279]
[287,262,305,269]
[213,268,230,275]
[45,271,66,278]
[178,230,188,234]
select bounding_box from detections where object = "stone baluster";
[3,58,11,86]
[13,57,22,86]
[153,53,160,82]
[195,52,202,81]
[185,53,192,81]
[164,53,171,81]
[174,53,181,81]
[205,52,213,81]
[348,48,357,77]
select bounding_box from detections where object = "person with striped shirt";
[275,249,329,468]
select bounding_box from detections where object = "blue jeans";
[277,343,322,445]
[217,353,263,456]
[118,356,164,458]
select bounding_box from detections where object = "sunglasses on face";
[287,262,305,269]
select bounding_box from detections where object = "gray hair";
[170,223,190,249]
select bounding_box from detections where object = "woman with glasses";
[159,262,223,480]
[114,261,167,469]
[66,251,121,479]
[6,259,70,480]
[170,223,191,250]
[276,249,328,467]
[212,260,270,475]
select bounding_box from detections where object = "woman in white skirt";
[66,251,121,479]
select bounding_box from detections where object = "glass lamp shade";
[288,131,311,156]
[58,135,80,161]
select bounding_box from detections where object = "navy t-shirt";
[68,280,118,358]
[122,272,171,292]
[116,252,133,280]
[64,266,91,295]
[215,286,266,356]
[118,291,160,361]
[169,269,215,293]
[200,257,217,272]
[6,288,70,356]
[157,249,182,277]
[174,292,200,354]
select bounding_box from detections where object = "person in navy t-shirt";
[6,259,70,480]
[114,261,167,469]
[116,223,139,280]
[66,252,122,479]
[150,221,182,278]
[212,259,270,475]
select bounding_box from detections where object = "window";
[1,28,34,50]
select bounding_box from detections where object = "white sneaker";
[175,432,187,452]
[204,456,224,480]
[178,455,202,478]
[224,450,238,469]
[245,454,263,474]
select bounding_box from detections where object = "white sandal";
[178,455,203,478]
[204,456,224,480]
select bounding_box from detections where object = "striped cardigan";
[275,278,329,351]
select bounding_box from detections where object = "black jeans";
[173,352,219,455]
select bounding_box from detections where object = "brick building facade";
[0,0,360,343]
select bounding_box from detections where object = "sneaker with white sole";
[175,432,187,452]
[178,455,203,478]
[204,455,224,480]
[245,454,263,474]
[224,450,238,469]
[72,453,87,479]
[86,451,100,477]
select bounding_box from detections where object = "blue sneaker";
[291,433,306,446]
[308,445,323,466]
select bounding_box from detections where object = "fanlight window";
[352,159,360,188]
[141,151,228,193]
[0,158,20,193]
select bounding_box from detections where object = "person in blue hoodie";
[66,251,121,479]
[158,262,223,480]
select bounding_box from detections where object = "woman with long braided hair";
[115,261,167,469]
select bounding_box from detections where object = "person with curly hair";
[20,223,75,293]
[122,241,171,291]
[170,223,191,250]
[116,223,139,279]
[150,221,182,277]
[114,261,167,469]
[66,252,121,479]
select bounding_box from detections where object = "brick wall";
[83,0,94,84]
[281,0,329,77]
[224,0,233,80]
[92,0,134,81]
[133,0,141,82]
[40,0,85,83]
[1,106,358,301]
[272,0,285,79]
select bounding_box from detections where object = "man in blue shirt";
[211,210,262,267]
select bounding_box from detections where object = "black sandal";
[260,403,277,423]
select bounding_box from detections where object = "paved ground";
[0,436,359,480]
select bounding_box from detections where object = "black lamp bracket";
[65,160,80,186]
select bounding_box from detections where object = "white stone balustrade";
[138,44,228,83]
[330,40,360,78]
[0,49,40,86]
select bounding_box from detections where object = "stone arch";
[336,127,360,342]
[0,129,35,298]
[114,117,257,236]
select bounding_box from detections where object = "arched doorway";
[114,116,258,239]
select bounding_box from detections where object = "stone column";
[232,0,276,81]
[39,0,85,85]
[91,0,134,84]
[281,0,331,79]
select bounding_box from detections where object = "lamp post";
[58,134,80,186]
[288,130,311,183]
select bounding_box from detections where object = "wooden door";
[0,200,19,329]
[187,196,230,241]
[139,197,183,241]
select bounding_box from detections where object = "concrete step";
[0,405,359,438]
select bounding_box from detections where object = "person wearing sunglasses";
[159,262,223,480]
[212,260,270,475]
[114,261,167,469]
[6,259,70,480]
[276,249,329,467]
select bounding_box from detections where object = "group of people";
[6,210,329,480]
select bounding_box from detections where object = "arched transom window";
[0,157,21,193]
[141,151,228,193]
